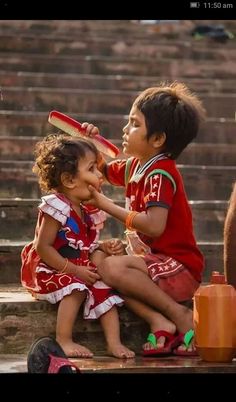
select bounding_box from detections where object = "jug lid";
[211,271,226,284]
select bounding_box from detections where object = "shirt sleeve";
[143,172,176,209]
[105,159,127,187]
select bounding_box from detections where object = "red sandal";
[142,330,180,357]
[173,329,198,356]
[27,336,80,373]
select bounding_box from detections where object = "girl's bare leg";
[99,306,135,358]
[56,290,93,358]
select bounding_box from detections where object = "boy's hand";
[103,239,125,256]
[81,122,100,138]
[87,185,113,209]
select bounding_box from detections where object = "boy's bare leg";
[90,249,107,267]
[99,306,135,358]
[56,290,93,358]
[98,256,193,334]
[124,296,176,351]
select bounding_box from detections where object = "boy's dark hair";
[133,81,206,159]
[33,133,98,192]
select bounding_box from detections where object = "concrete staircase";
[0,20,236,359]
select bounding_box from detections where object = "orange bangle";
[125,211,139,231]
[60,258,69,273]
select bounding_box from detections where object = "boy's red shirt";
[105,157,204,282]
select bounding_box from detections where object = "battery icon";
[190,2,200,7]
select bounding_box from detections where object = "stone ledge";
[0,287,148,354]
[0,354,236,373]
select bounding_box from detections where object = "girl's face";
[122,106,155,162]
[68,151,103,201]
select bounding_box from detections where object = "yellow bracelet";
[125,211,139,231]
[60,258,69,273]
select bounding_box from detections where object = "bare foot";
[174,305,193,334]
[107,343,135,359]
[57,339,93,358]
[143,318,176,352]
[173,307,197,354]
[174,329,197,354]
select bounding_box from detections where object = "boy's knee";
[98,256,122,284]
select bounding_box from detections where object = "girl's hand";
[75,265,101,286]
[81,122,100,138]
[103,239,125,256]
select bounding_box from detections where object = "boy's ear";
[61,172,76,188]
[152,132,166,149]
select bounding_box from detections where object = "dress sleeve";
[83,204,107,230]
[39,194,71,225]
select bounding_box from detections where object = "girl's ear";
[152,132,166,149]
[61,172,76,189]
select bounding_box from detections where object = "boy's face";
[122,106,155,161]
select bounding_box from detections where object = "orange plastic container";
[193,271,236,362]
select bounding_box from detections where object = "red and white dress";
[21,193,123,319]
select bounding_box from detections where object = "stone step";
[0,198,227,243]
[1,53,236,79]
[0,110,235,144]
[0,135,235,165]
[0,20,195,37]
[1,87,235,118]
[0,162,234,200]
[0,240,223,285]
[2,71,236,94]
[0,20,235,41]
[0,32,236,60]
[1,354,236,374]
[0,284,148,355]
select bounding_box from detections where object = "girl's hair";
[33,133,98,192]
[133,81,206,159]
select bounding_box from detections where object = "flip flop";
[173,329,198,356]
[142,330,180,357]
[27,336,80,373]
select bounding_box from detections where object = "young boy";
[82,82,206,355]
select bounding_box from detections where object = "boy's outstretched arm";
[224,182,236,288]
[87,185,168,238]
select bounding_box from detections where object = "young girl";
[82,82,206,356]
[21,133,135,359]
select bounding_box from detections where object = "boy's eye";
[130,118,139,127]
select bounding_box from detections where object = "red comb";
[48,110,119,158]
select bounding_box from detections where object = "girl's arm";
[87,185,168,238]
[35,214,100,283]
[224,182,236,288]
[35,213,64,270]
